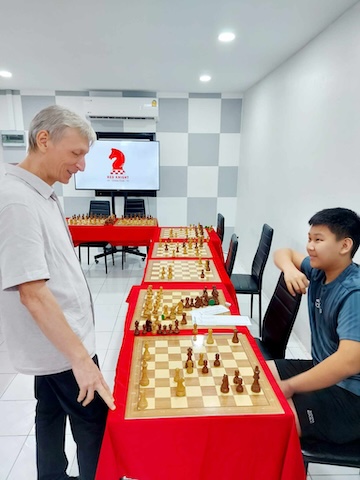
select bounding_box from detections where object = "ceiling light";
[218,32,235,42]
[0,70,12,78]
[200,75,211,82]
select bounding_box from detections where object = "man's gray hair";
[28,105,96,151]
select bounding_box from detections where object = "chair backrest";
[89,200,111,216]
[251,224,274,284]
[124,198,145,216]
[224,233,238,277]
[216,213,225,244]
[261,272,302,358]
[301,437,360,471]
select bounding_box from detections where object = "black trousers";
[34,356,108,480]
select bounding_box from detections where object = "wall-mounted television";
[74,139,160,191]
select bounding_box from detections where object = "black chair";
[216,213,225,244]
[78,200,114,274]
[301,437,360,474]
[224,233,238,277]
[231,224,274,337]
[254,272,302,360]
[121,197,147,268]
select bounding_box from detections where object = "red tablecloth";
[68,223,160,247]
[95,328,305,480]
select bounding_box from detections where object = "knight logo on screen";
[107,148,129,182]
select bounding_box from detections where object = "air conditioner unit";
[83,97,159,121]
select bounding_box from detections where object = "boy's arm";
[273,248,309,295]
[280,339,360,398]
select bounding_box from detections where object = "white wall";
[236,2,360,349]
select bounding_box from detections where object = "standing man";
[0,105,115,480]
[270,207,360,443]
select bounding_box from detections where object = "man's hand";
[72,356,116,410]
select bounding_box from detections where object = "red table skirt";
[95,329,305,480]
[69,224,160,247]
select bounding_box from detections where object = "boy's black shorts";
[275,359,360,444]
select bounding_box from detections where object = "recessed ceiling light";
[0,70,12,78]
[200,75,211,82]
[218,32,235,42]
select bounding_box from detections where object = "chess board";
[144,259,221,283]
[152,242,212,258]
[126,333,284,419]
[160,227,209,240]
[130,287,229,330]
[115,218,157,226]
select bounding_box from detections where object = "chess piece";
[192,323,198,336]
[205,260,211,272]
[137,390,148,410]
[220,374,230,394]
[185,348,193,368]
[198,352,204,366]
[251,366,261,393]
[184,297,191,309]
[181,312,187,325]
[134,320,140,336]
[232,328,239,344]
[206,329,214,345]
[174,320,180,334]
[140,364,149,386]
[152,323,157,335]
[162,325,167,335]
[145,319,152,333]
[163,305,169,318]
[200,269,205,279]
[176,301,184,314]
[176,377,186,397]
[214,353,221,367]
[236,377,244,393]
[186,359,193,374]
[143,342,151,361]
[201,359,209,374]
[233,369,240,384]
[142,324,147,335]
[194,296,202,308]
[174,368,181,383]
[169,306,176,320]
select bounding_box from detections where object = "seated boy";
[269,207,360,443]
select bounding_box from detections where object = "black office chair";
[224,233,238,277]
[216,213,225,244]
[254,272,302,360]
[301,437,360,474]
[121,197,147,268]
[78,200,114,274]
[231,224,274,337]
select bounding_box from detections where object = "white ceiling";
[0,0,358,94]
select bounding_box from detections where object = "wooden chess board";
[126,333,284,419]
[160,227,209,240]
[144,259,221,283]
[152,242,212,258]
[130,287,229,330]
[115,218,157,226]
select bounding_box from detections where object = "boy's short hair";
[309,207,360,258]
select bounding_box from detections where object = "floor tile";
[0,435,27,479]
[0,400,36,435]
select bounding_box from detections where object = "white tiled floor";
[0,249,358,479]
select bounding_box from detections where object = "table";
[95,328,305,480]
[68,221,159,248]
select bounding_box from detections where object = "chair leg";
[104,247,108,274]
[78,246,81,262]
[250,295,254,318]
[87,246,90,265]
[259,294,262,338]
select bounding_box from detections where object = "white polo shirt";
[0,164,95,375]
